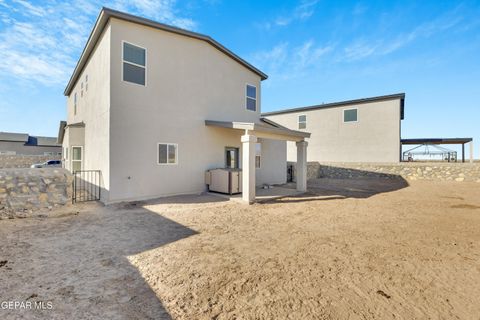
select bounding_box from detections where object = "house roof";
[29,136,61,147]
[64,7,268,96]
[0,132,29,142]
[205,119,310,142]
[0,132,60,146]
[262,93,406,120]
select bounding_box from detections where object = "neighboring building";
[0,132,61,156]
[58,8,310,204]
[263,93,405,163]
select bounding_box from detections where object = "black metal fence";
[72,170,101,203]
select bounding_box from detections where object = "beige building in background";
[263,94,405,163]
[58,7,310,204]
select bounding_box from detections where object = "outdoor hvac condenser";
[205,168,242,195]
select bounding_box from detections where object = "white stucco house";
[263,93,405,163]
[58,7,310,204]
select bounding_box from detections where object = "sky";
[0,0,479,158]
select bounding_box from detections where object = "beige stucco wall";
[266,99,402,163]
[64,24,111,201]
[106,18,284,202]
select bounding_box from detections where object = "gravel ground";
[0,178,479,319]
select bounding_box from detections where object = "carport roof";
[401,138,473,145]
[205,119,310,141]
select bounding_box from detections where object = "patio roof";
[205,119,310,142]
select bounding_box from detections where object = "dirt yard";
[1,178,479,319]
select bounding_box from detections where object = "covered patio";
[205,119,310,204]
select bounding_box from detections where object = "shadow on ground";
[0,202,198,319]
[265,174,409,204]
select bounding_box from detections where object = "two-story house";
[58,7,310,204]
[263,94,405,163]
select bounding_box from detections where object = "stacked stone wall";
[0,155,62,169]
[0,168,72,218]
[288,162,480,182]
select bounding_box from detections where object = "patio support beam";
[470,141,474,163]
[296,140,308,192]
[241,133,257,204]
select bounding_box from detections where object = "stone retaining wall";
[0,155,62,169]
[302,162,480,182]
[0,168,72,218]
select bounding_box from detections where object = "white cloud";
[342,12,464,61]
[252,40,332,81]
[0,0,197,86]
[12,0,47,16]
[260,0,319,30]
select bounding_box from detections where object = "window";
[298,115,307,129]
[225,147,239,169]
[255,143,261,168]
[246,84,257,111]
[158,143,177,165]
[85,75,88,91]
[71,146,82,172]
[123,42,146,86]
[344,108,358,122]
[81,82,84,97]
[74,93,77,115]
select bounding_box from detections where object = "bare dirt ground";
[1,178,479,319]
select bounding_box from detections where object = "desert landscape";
[1,177,479,319]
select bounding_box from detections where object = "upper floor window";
[74,93,77,115]
[343,108,358,122]
[81,82,84,97]
[246,84,257,111]
[123,42,146,86]
[298,115,307,129]
[85,75,88,91]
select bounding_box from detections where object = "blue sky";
[0,0,479,158]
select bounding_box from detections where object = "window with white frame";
[158,143,178,165]
[255,143,261,168]
[123,42,146,86]
[85,75,88,91]
[298,115,307,129]
[246,84,257,111]
[343,108,358,122]
[81,82,84,97]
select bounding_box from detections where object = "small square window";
[158,143,178,164]
[344,109,358,122]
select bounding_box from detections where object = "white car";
[30,160,62,168]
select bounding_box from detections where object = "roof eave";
[262,93,406,117]
[64,7,268,96]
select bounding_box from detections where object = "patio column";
[241,133,257,204]
[296,140,308,192]
[470,141,474,163]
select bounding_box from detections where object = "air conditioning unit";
[205,168,242,194]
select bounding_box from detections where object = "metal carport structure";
[401,138,474,163]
